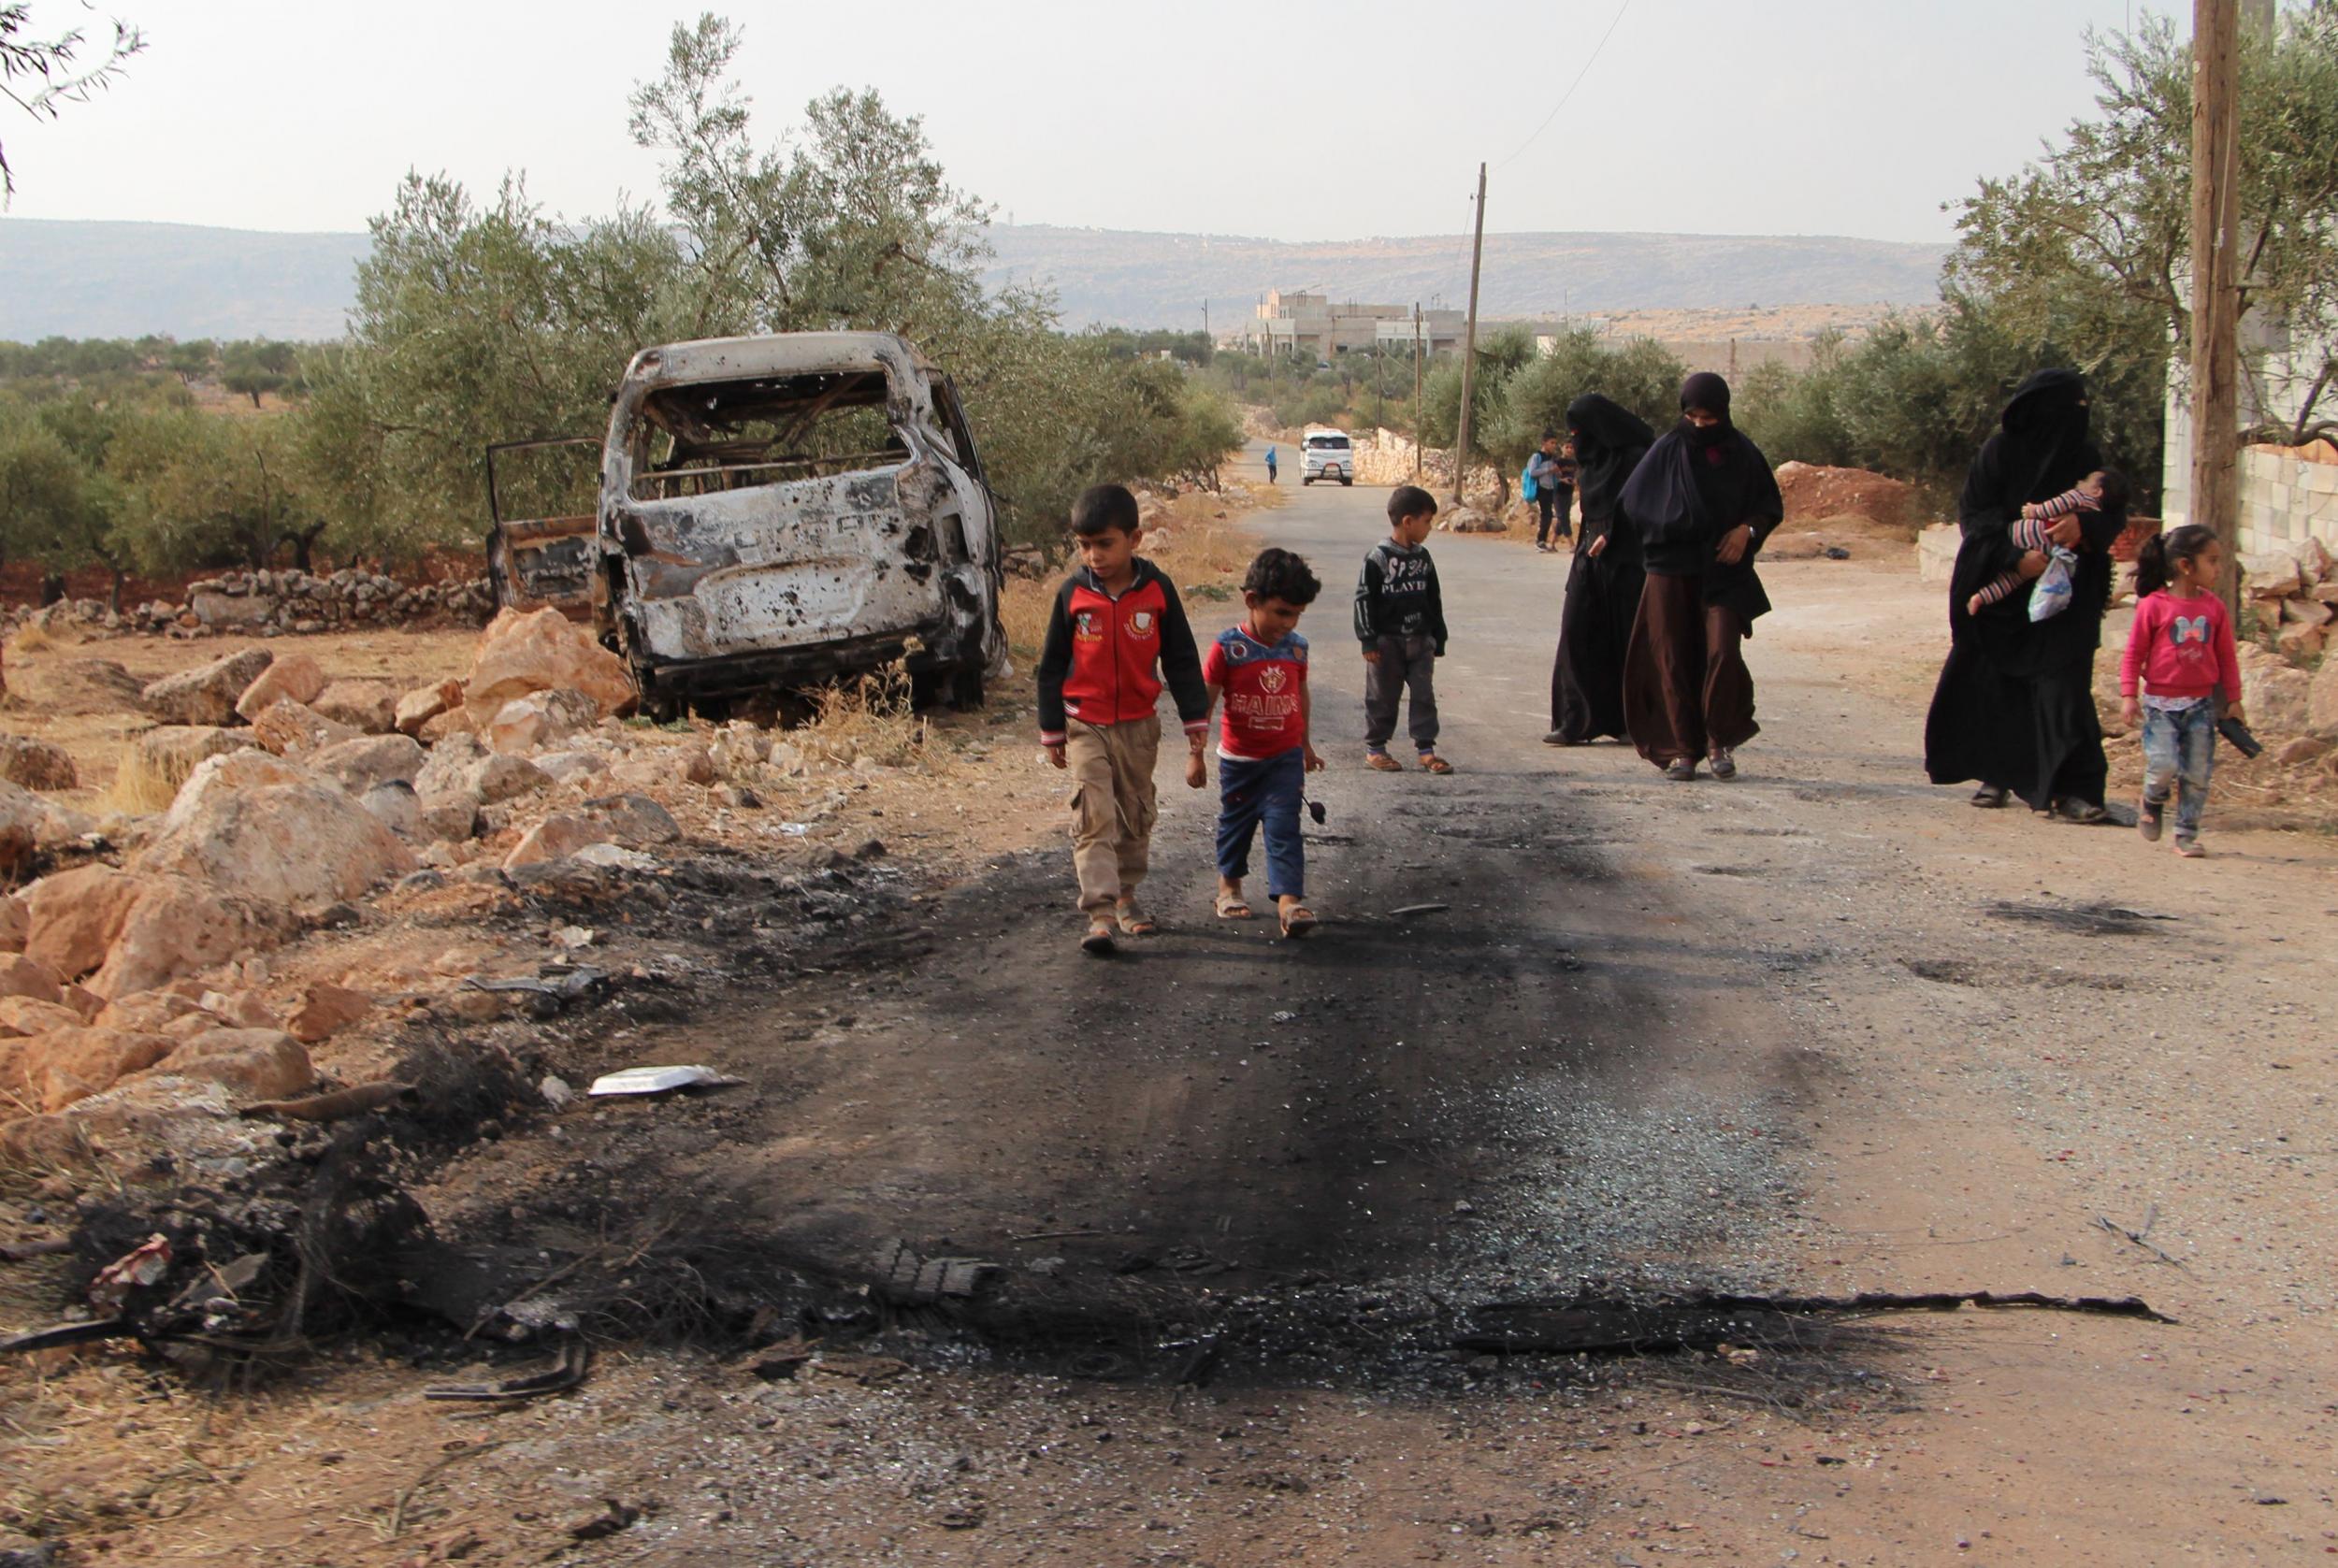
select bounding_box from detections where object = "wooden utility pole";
[1452,163,1488,511]
[1412,302,1424,481]
[2190,0,2243,611]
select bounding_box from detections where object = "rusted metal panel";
[486,514,597,620]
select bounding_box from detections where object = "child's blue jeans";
[1217,748,1305,899]
[2140,699,2216,841]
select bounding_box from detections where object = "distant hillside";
[0,218,1945,342]
[988,225,1947,330]
[0,220,367,340]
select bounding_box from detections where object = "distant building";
[1247,290,1464,358]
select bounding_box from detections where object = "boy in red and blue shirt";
[1187,548,1326,938]
[1036,484,1211,955]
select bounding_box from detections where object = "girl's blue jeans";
[1216,748,1305,899]
[2140,699,2215,841]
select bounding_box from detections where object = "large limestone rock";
[2309,652,2338,740]
[87,876,282,1000]
[95,988,205,1033]
[14,656,143,714]
[22,864,145,978]
[0,954,64,1004]
[395,678,466,737]
[2240,551,2304,599]
[129,1028,312,1100]
[581,791,682,846]
[233,651,328,719]
[313,679,399,734]
[2238,643,2314,735]
[501,813,613,871]
[483,687,601,755]
[252,699,359,756]
[138,647,274,726]
[0,996,84,1039]
[0,781,40,875]
[464,607,633,730]
[308,733,426,796]
[17,1025,177,1112]
[0,893,26,954]
[414,731,551,805]
[137,750,416,912]
[0,735,79,791]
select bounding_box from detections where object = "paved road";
[657,443,1826,1341]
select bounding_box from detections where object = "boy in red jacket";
[1036,484,1211,954]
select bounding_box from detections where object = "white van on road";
[1302,428,1354,486]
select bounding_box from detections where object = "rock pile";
[2240,536,2338,661]
[7,568,497,640]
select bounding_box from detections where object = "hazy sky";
[3,0,2162,243]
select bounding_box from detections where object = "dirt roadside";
[5,461,2335,1566]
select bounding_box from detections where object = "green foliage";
[0,398,111,573]
[286,11,1242,560]
[1951,4,2338,453]
[102,405,321,573]
[1486,328,1685,468]
[0,3,144,198]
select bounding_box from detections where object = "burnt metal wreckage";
[486,332,1008,720]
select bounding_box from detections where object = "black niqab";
[1565,393,1656,525]
[1679,370,1733,451]
[1620,373,1785,618]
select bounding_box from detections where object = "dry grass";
[795,662,932,770]
[100,736,193,814]
[6,621,66,658]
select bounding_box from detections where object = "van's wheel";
[1339,474,1353,486]
[1302,475,1313,486]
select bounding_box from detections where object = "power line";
[1494,0,1636,171]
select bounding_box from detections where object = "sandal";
[1418,754,1454,775]
[1214,890,1255,921]
[1115,899,1159,936]
[1080,919,1117,956]
[2050,798,2110,826]
[1278,902,1318,939]
[1970,786,2010,809]
[1365,751,1403,772]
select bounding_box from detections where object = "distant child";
[1528,430,1577,550]
[2118,524,2244,857]
[1354,483,1454,773]
[1036,483,1212,954]
[1189,548,1325,938]
[1265,445,1278,484]
[1968,468,2130,615]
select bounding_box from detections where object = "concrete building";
[2160,320,2338,557]
[1249,290,1464,359]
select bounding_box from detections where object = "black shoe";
[1970,786,2009,809]
[2050,798,2109,825]
[1707,746,1738,781]
[1664,757,1698,782]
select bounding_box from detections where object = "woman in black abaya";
[1618,372,1784,781]
[1546,394,1656,745]
[1923,369,2126,820]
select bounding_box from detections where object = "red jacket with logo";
[1035,559,1210,742]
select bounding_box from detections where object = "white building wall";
[2161,319,2338,555]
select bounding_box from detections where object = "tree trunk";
[291,522,327,574]
[38,571,67,607]
[108,567,127,616]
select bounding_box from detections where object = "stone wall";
[6,568,498,640]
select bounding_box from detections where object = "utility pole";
[2189,0,2242,611]
[1412,302,1424,481]
[1452,162,1488,511]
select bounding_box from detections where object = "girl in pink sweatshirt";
[2118,525,2244,856]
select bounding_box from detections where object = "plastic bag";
[2028,545,2078,622]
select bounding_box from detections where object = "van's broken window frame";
[627,367,915,503]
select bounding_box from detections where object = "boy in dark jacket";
[1354,484,1454,773]
[1036,484,1211,955]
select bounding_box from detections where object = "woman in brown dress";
[1618,371,1783,781]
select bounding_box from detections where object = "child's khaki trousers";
[1064,716,1160,914]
